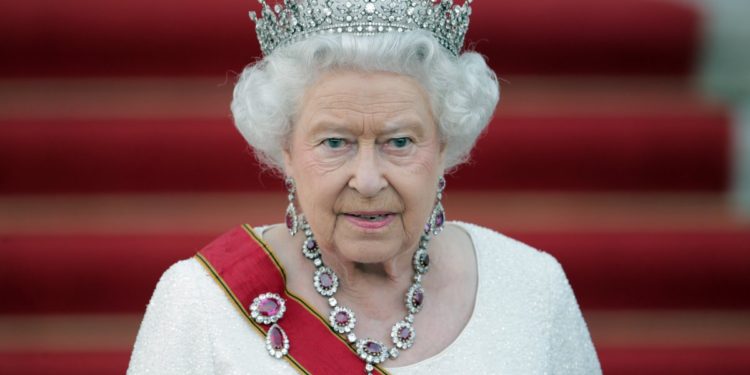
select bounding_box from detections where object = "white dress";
[128,221,601,374]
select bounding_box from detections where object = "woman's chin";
[324,216,420,264]
[333,235,408,265]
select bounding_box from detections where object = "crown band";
[249,0,473,56]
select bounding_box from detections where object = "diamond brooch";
[250,292,286,325]
[266,323,290,359]
[250,293,289,360]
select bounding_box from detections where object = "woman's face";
[284,70,444,264]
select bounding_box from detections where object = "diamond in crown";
[249,0,473,56]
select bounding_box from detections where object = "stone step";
[2,192,748,313]
[0,77,730,193]
[1,0,701,77]
[1,311,749,374]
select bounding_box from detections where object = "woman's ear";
[438,139,448,173]
[282,146,294,177]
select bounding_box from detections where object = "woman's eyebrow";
[380,119,427,136]
[306,118,358,136]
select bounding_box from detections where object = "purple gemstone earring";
[428,177,446,236]
[284,177,299,237]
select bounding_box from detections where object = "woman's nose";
[347,145,387,197]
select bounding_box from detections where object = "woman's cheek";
[404,151,440,176]
[307,146,352,173]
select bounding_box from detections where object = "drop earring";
[285,177,299,237]
[428,177,446,236]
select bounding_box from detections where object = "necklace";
[299,217,434,374]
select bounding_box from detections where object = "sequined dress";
[128,221,601,374]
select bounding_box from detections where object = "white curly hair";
[231,30,500,173]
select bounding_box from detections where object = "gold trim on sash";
[195,252,311,374]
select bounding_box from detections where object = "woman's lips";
[343,212,395,230]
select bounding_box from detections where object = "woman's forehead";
[307,71,426,101]
[297,71,436,133]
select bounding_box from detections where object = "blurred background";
[1,0,749,373]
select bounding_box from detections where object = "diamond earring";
[285,177,299,237]
[428,177,446,236]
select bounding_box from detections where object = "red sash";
[194,224,389,375]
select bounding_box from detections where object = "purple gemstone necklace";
[300,215,437,374]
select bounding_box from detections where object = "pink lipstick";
[343,212,395,230]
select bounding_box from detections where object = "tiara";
[249,0,474,57]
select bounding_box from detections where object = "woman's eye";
[388,137,412,148]
[323,138,346,149]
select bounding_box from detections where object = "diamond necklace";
[300,217,434,374]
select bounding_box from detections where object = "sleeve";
[544,255,602,374]
[127,259,214,375]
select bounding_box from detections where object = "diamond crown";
[249,0,474,56]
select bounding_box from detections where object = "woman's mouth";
[351,214,388,221]
[343,212,395,230]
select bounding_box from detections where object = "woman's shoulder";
[434,222,600,373]
[148,224,280,308]
[451,220,562,272]
[449,220,569,301]
[143,258,214,313]
[129,258,218,373]
[157,257,207,285]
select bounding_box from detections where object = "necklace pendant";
[405,284,425,314]
[329,306,357,333]
[390,320,416,349]
[302,238,320,259]
[412,248,430,274]
[313,267,339,296]
[356,339,389,365]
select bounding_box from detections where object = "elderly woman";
[128,0,600,374]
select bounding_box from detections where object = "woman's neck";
[318,240,419,320]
